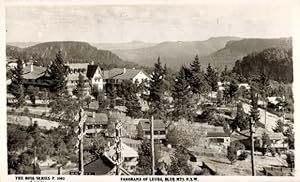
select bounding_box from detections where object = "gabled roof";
[87,65,101,79]
[23,65,47,80]
[85,112,108,125]
[84,156,114,175]
[103,68,147,80]
[107,142,139,158]
[139,119,165,130]
[66,63,89,69]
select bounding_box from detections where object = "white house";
[87,65,104,91]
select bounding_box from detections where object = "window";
[87,125,93,129]
[154,131,158,135]
[145,131,150,135]
[160,130,166,135]
[216,138,224,143]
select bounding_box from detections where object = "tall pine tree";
[189,55,209,98]
[49,51,68,96]
[205,63,219,92]
[172,66,193,121]
[147,57,168,119]
[8,57,25,108]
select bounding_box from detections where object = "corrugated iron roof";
[85,112,108,124]
[23,65,47,80]
[103,68,145,80]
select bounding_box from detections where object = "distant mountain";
[200,37,292,70]
[7,42,40,48]
[91,41,156,50]
[6,41,135,67]
[111,37,242,69]
[233,47,293,83]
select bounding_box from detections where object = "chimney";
[123,68,126,73]
[91,61,94,65]
[30,63,33,72]
[92,112,95,118]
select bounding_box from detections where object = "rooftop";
[66,63,89,69]
[85,112,108,125]
[103,68,146,80]
[139,119,166,130]
[107,142,139,158]
[23,65,47,80]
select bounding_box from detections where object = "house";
[21,64,53,91]
[121,138,142,151]
[105,142,139,173]
[238,127,288,152]
[137,119,166,143]
[84,112,109,137]
[66,63,91,95]
[103,68,149,85]
[205,131,231,148]
[87,64,104,91]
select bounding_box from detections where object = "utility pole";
[150,116,155,175]
[115,120,123,175]
[75,107,87,175]
[250,117,256,176]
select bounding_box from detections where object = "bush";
[23,107,30,115]
[286,152,294,168]
[238,152,248,160]
[270,148,276,157]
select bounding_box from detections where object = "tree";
[136,139,152,175]
[171,66,193,121]
[8,57,25,108]
[97,90,109,112]
[284,125,294,149]
[168,146,192,175]
[230,102,249,131]
[106,84,117,109]
[189,55,210,102]
[49,51,68,96]
[220,65,231,83]
[286,152,295,168]
[224,79,239,103]
[26,86,39,105]
[72,73,86,100]
[273,119,284,133]
[205,63,219,92]
[261,132,271,155]
[227,144,237,164]
[147,57,168,119]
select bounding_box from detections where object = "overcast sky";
[5,1,295,43]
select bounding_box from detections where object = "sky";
[5,1,295,43]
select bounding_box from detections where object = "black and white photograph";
[3,0,297,178]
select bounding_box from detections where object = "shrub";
[238,152,248,160]
[270,148,276,157]
[23,107,30,115]
[227,145,237,164]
